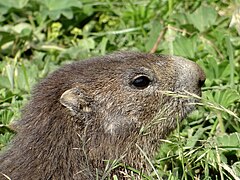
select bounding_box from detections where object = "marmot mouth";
[176,90,201,121]
[179,99,197,120]
[160,89,201,122]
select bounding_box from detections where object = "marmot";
[0,52,205,179]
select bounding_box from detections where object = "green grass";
[0,0,240,179]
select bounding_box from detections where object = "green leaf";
[40,0,82,10]
[211,89,239,108]
[225,36,235,87]
[62,8,74,19]
[40,8,74,20]
[0,77,11,89]
[6,64,14,90]
[216,133,240,150]
[59,47,88,60]
[219,89,239,108]
[78,38,95,51]
[173,36,197,59]
[0,0,29,9]
[48,9,63,20]
[197,58,232,86]
[0,31,15,47]
[99,37,108,55]
[232,162,240,177]
[38,0,82,20]
[186,127,206,148]
[186,5,217,32]
[0,5,9,15]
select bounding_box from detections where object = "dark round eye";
[131,76,151,89]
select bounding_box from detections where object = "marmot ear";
[60,87,92,114]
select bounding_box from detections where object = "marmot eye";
[131,76,151,89]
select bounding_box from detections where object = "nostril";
[198,70,206,87]
[198,79,205,87]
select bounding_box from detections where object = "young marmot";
[0,52,205,179]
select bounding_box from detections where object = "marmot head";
[57,52,205,139]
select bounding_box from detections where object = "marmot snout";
[172,55,205,95]
[0,52,205,179]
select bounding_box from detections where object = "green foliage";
[186,5,218,32]
[0,0,239,179]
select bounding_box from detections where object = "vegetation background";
[0,0,239,179]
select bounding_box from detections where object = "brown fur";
[0,52,205,179]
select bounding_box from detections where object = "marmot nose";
[184,59,206,88]
[198,69,206,87]
[195,64,206,88]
